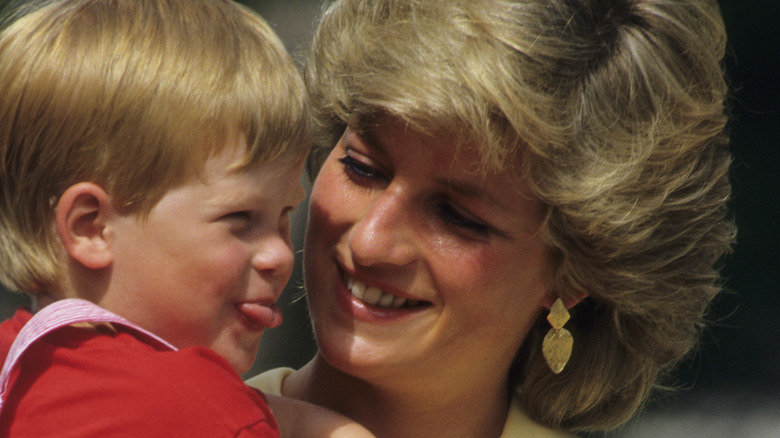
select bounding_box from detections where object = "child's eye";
[434,200,490,237]
[279,206,295,232]
[338,150,388,184]
[223,211,252,222]
[222,211,255,235]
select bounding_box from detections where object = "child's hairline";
[113,128,311,219]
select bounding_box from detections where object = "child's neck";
[32,292,57,313]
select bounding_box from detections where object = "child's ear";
[56,182,115,270]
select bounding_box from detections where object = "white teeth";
[363,286,382,304]
[378,292,395,307]
[350,278,365,299]
[346,275,410,308]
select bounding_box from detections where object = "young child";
[0,0,371,436]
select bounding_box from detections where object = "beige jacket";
[246,368,576,438]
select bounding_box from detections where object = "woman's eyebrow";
[356,127,516,212]
[352,128,389,156]
[435,176,510,212]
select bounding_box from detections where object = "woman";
[247,0,734,435]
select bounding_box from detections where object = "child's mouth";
[236,302,282,329]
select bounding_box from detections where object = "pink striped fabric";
[0,299,177,412]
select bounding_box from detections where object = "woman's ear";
[56,182,115,270]
[542,289,588,310]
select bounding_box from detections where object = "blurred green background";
[1,1,778,436]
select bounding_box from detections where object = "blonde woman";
[248,0,734,435]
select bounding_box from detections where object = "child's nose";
[251,233,295,283]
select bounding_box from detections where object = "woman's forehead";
[355,117,526,179]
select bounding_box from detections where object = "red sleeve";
[0,327,279,437]
[0,308,32,364]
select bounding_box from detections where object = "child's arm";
[265,394,375,438]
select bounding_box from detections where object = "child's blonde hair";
[0,0,310,293]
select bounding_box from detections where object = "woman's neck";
[283,354,509,438]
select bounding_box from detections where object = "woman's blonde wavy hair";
[305,0,734,431]
[0,0,310,294]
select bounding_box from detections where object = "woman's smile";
[345,273,425,309]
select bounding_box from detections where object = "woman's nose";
[348,188,417,268]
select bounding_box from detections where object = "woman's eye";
[434,201,490,237]
[338,151,387,183]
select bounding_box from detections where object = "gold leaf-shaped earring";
[542,298,573,374]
